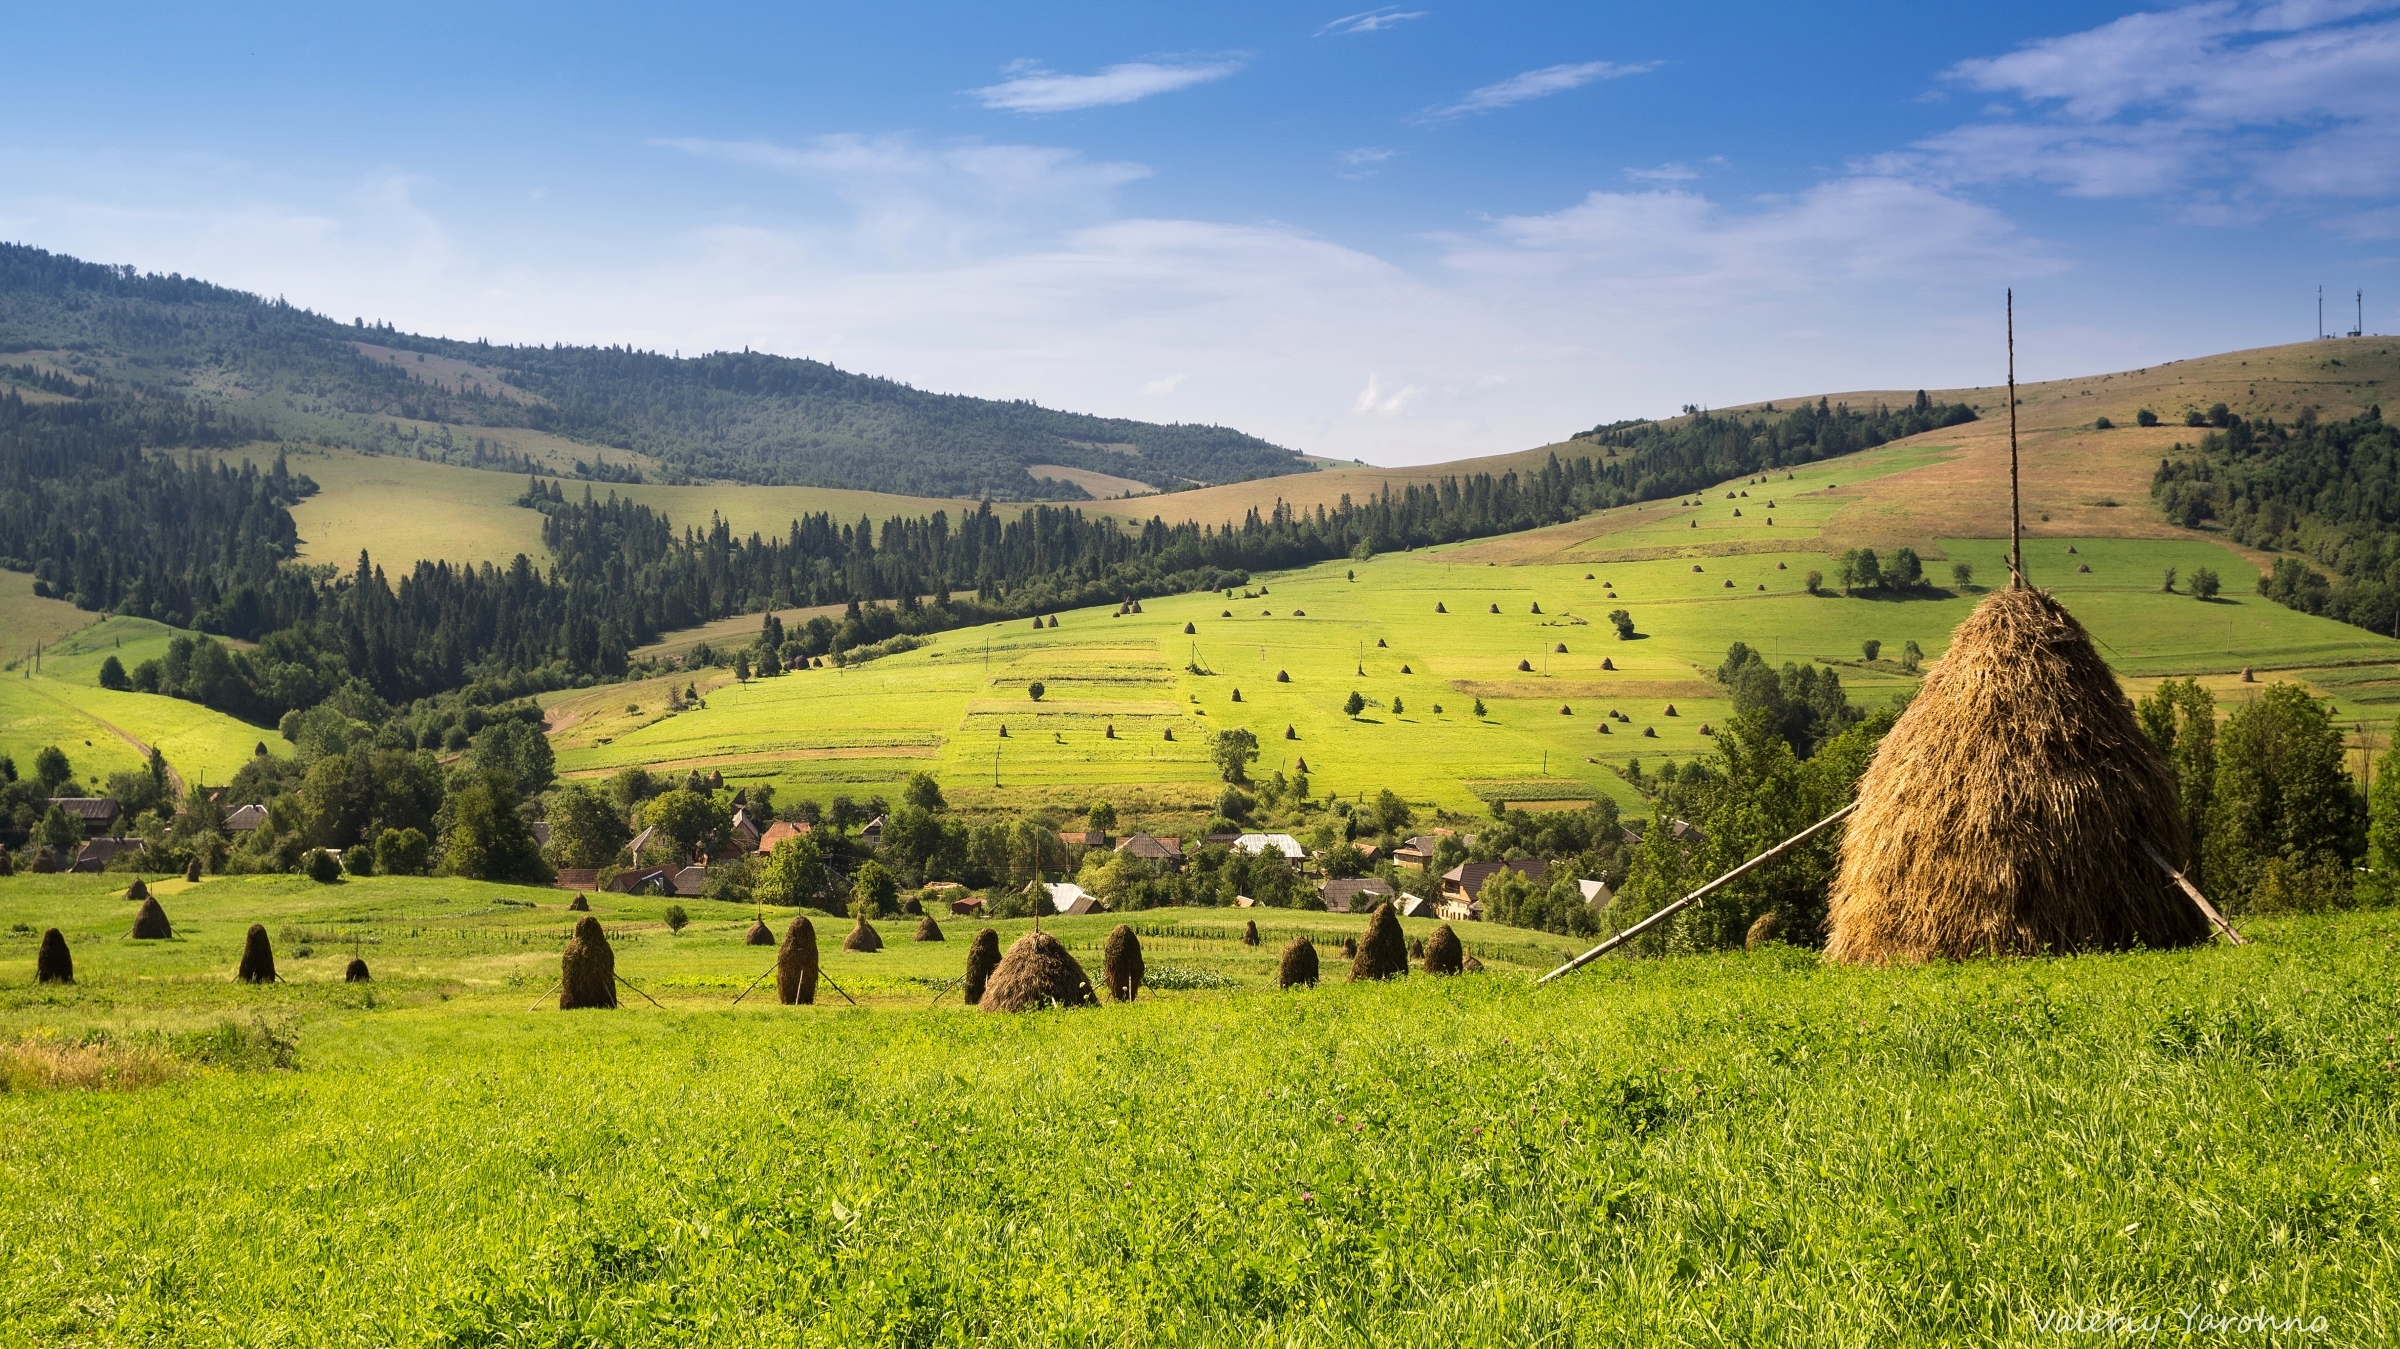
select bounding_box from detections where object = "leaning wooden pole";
[2008,288,2023,589]
[2137,838,2248,946]
[1538,803,1858,985]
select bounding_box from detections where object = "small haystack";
[1422,924,1464,975]
[1408,937,1425,961]
[1278,937,1319,988]
[843,916,884,952]
[903,894,925,916]
[1746,911,1783,949]
[345,957,371,982]
[184,858,202,883]
[1103,924,1144,1001]
[1241,920,1260,947]
[1461,954,1485,973]
[567,894,591,912]
[131,897,172,940]
[746,918,776,946]
[125,877,150,904]
[35,928,72,984]
[236,924,277,984]
[1826,586,2209,962]
[978,930,1097,1012]
[776,915,818,1005]
[559,915,618,1009]
[1341,935,1357,959]
[1351,902,1408,981]
[915,914,945,942]
[962,928,1002,1005]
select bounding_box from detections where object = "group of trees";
[1572,392,1978,500]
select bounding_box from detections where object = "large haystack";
[1827,586,2209,962]
[130,897,172,940]
[125,877,150,903]
[1422,924,1463,975]
[236,924,277,984]
[560,915,618,1008]
[775,915,818,1005]
[567,894,590,912]
[35,928,71,984]
[843,916,884,952]
[978,931,1096,1012]
[962,928,1002,1005]
[1351,902,1408,981]
[1103,924,1144,1001]
[344,957,371,982]
[914,915,945,942]
[745,919,775,946]
[1278,937,1319,988]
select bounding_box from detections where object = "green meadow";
[0,873,2391,1344]
[0,618,291,791]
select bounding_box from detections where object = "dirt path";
[23,681,187,800]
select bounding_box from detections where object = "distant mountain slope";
[0,243,1309,499]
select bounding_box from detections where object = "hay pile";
[1826,586,2209,962]
[1342,936,1357,959]
[978,931,1096,1012]
[1242,920,1260,946]
[130,897,172,940]
[1746,912,1783,949]
[1422,923,1463,975]
[184,857,202,883]
[775,915,818,1005]
[843,916,884,952]
[560,915,618,1009]
[236,924,277,984]
[903,895,924,916]
[35,928,71,984]
[915,915,945,942]
[962,928,1002,1004]
[1351,902,1408,981]
[1461,954,1484,973]
[1103,924,1144,1001]
[746,918,775,945]
[125,877,150,903]
[567,894,590,912]
[344,957,371,982]
[1278,937,1319,988]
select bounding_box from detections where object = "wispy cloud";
[1424,59,1658,119]
[1624,162,1699,182]
[1140,373,1187,395]
[971,59,1243,114]
[1343,147,1397,165]
[1352,373,1423,415]
[1318,8,1426,36]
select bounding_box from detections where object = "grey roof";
[1318,877,1395,914]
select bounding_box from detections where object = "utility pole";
[2320,285,2325,340]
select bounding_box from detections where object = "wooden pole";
[526,979,562,1012]
[1537,802,1858,985]
[2008,289,2023,590]
[615,972,669,1009]
[818,967,859,1006]
[2137,838,2248,946]
[729,963,775,1006]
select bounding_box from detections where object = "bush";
[2136,408,2160,427]
[2190,567,2221,600]
[97,656,130,691]
[1950,562,1972,590]
[341,844,374,877]
[1608,609,1635,640]
[664,904,690,933]
[306,849,342,884]
[1028,681,1045,701]
[1805,570,1825,595]
[2093,416,2114,430]
[1861,639,1882,662]
[1344,691,1366,717]
[376,827,431,877]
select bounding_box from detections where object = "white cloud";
[1318,8,1427,36]
[1623,162,1699,182]
[1424,60,1658,119]
[1344,147,1398,166]
[1141,373,1187,395]
[970,60,1243,114]
[1352,374,1423,414]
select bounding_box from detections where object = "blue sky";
[5,1,2396,464]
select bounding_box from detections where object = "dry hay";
[1827,586,2209,963]
[1408,937,1425,961]
[1103,924,1144,1001]
[35,928,71,984]
[236,924,277,984]
[903,895,924,916]
[915,914,945,942]
[344,957,371,982]
[962,928,1002,1005]
[183,858,202,883]
[775,915,818,1005]
[1746,911,1783,949]
[1461,954,1485,973]
[1278,936,1319,988]
[978,930,1097,1012]
[125,877,149,903]
[1422,924,1464,975]
[843,916,884,952]
[746,919,775,946]
[1342,935,1357,959]
[560,915,618,1009]
[567,894,590,912]
[1351,902,1408,981]
[1241,919,1260,947]
[130,897,172,940]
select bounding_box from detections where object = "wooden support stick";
[1538,803,1859,985]
[819,968,859,1006]
[729,964,776,1007]
[2138,839,2248,946]
[615,972,669,1009]
[527,979,561,1012]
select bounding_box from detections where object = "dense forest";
[0,243,1305,498]
[2150,405,2400,634]
[1572,391,1979,500]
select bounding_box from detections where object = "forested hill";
[0,243,1308,499]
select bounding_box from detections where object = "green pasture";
[0,618,288,791]
[0,872,2391,1344]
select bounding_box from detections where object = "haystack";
[1103,924,1144,1001]
[962,928,1002,1005]
[915,914,945,942]
[775,915,818,1005]
[184,857,202,883]
[977,930,1096,1011]
[1241,919,1260,947]
[745,919,775,946]
[1341,936,1357,959]
[130,897,172,940]
[1278,937,1319,988]
[35,928,71,984]
[1461,954,1484,973]
[1826,586,2209,962]
[1746,912,1783,949]
[559,915,618,1008]
[1422,923,1463,975]
[236,924,277,984]
[1408,937,1425,960]
[125,877,150,903]
[1350,902,1408,981]
[904,895,925,916]
[567,894,590,912]
[345,957,371,982]
[843,916,884,952]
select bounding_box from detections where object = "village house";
[1232,833,1305,861]
[1040,881,1101,915]
[728,808,762,852]
[223,803,269,832]
[1058,827,1109,850]
[49,797,122,835]
[1318,876,1395,914]
[1438,858,1552,919]
[1114,833,1183,869]
[756,819,810,854]
[1393,830,1471,868]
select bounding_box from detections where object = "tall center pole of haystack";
[2007,288,2023,589]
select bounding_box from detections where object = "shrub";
[1608,609,1635,640]
[1950,562,1972,590]
[1805,570,1825,594]
[97,656,130,691]
[663,904,689,934]
[306,849,342,884]
[1028,681,1045,701]
[1344,691,1366,716]
[2190,567,2220,600]
[2093,416,2114,430]
[341,845,374,877]
[2136,408,2160,427]
[1861,639,1882,662]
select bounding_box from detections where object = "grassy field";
[0,872,2389,1343]
[0,618,289,792]
[548,435,2400,823]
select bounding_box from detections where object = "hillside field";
[0,618,291,793]
[0,872,2388,1343]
